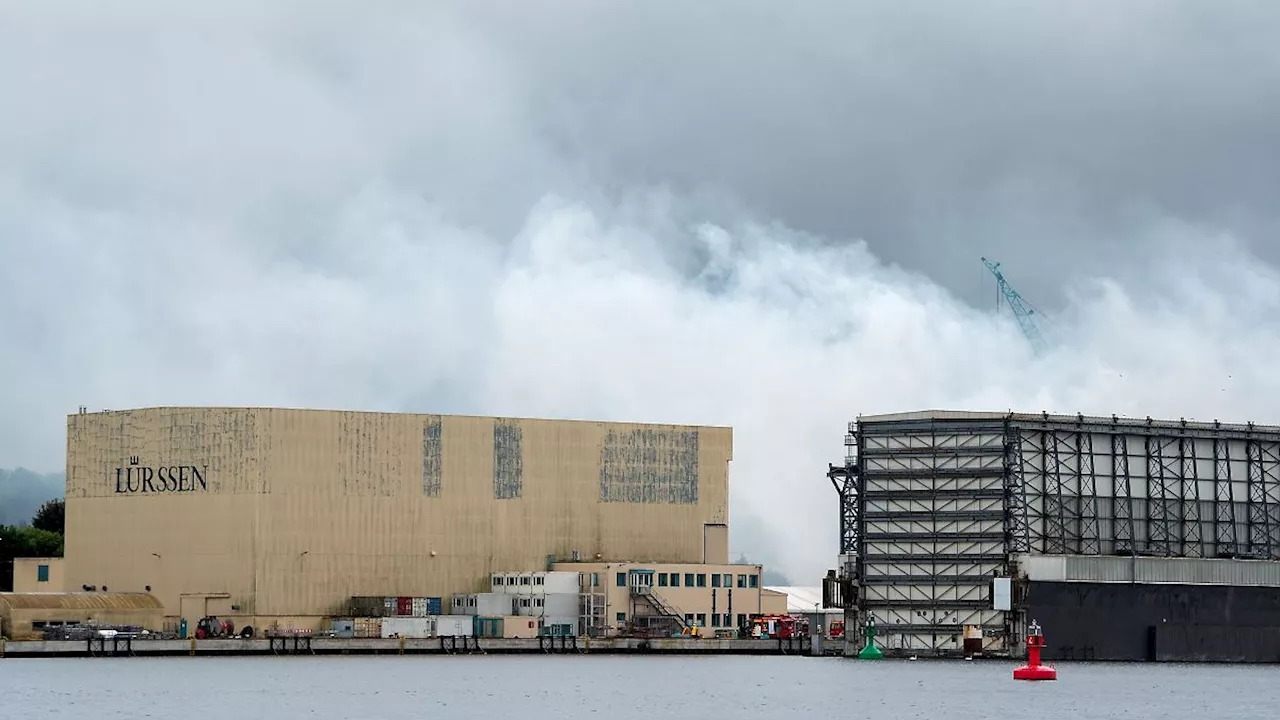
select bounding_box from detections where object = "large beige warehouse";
[63,407,732,631]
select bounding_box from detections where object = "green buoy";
[857,616,884,660]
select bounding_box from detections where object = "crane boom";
[981,257,1047,354]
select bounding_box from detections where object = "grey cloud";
[475,0,1280,302]
[2,1,1279,580]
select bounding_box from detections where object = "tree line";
[0,498,65,592]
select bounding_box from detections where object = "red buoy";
[1013,620,1057,681]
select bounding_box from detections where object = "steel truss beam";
[1044,428,1070,553]
[1037,424,1100,554]
[1077,428,1100,555]
[828,422,861,557]
[827,462,859,556]
[1145,434,1173,556]
[1180,430,1203,557]
[1112,432,1134,554]
[1004,422,1032,553]
[1245,433,1280,558]
[1213,435,1237,557]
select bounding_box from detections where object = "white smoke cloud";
[3,2,1280,580]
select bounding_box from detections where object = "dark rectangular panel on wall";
[422,416,443,497]
[1026,580,1280,662]
[599,428,699,504]
[339,412,401,497]
[493,420,523,500]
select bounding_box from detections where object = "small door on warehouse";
[180,596,206,629]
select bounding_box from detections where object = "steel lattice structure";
[830,411,1280,653]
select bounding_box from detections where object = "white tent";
[765,586,841,616]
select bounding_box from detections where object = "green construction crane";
[981,257,1048,355]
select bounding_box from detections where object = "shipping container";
[330,618,355,638]
[396,596,412,616]
[543,571,581,595]
[434,615,474,637]
[502,615,539,639]
[353,617,383,638]
[513,596,535,616]
[514,593,576,617]
[381,617,437,638]
[400,596,443,617]
[350,597,389,617]
[452,594,482,615]
[475,592,515,617]
[510,573,535,595]
[472,616,504,639]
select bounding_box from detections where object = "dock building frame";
[827,410,1280,655]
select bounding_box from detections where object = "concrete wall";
[64,407,732,630]
[13,558,64,593]
[556,560,764,634]
[702,523,728,565]
[760,589,787,615]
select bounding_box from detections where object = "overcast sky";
[3,1,1279,579]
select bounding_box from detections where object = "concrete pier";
[1,635,833,659]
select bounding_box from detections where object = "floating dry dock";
[0,635,825,659]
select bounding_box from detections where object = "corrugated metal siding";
[1064,556,1134,583]
[1019,555,1067,581]
[1133,557,1280,586]
[0,592,164,611]
[63,407,732,621]
[1021,554,1280,587]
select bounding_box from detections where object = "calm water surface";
[3,655,1278,719]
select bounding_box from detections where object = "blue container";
[425,597,443,615]
[471,616,502,638]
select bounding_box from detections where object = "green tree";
[0,524,65,591]
[31,498,65,535]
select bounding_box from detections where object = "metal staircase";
[635,587,687,630]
